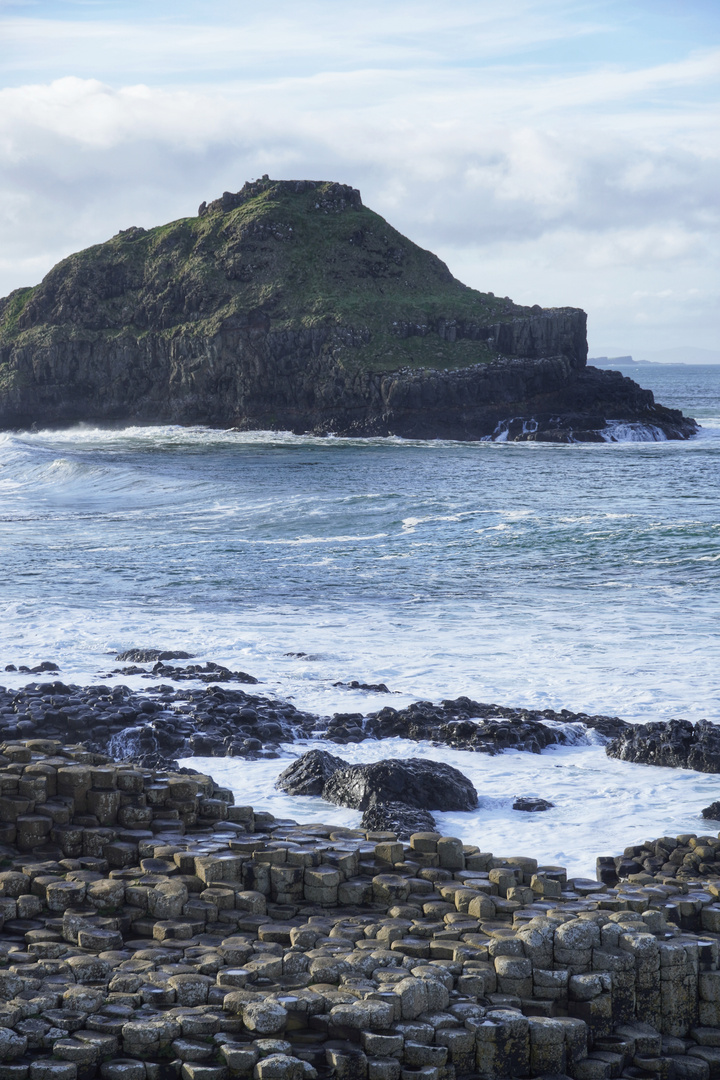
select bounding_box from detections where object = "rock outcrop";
[606,719,720,773]
[0,178,697,441]
[0,680,629,768]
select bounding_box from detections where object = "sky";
[1,0,718,355]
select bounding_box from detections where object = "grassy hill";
[0,179,561,377]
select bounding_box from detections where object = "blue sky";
[1,0,718,354]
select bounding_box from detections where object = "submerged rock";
[322,758,478,812]
[275,749,348,796]
[333,680,393,693]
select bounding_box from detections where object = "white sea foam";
[180,737,720,881]
[601,422,669,443]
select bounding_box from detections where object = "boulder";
[275,750,348,796]
[322,758,478,811]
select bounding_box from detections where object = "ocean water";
[1,363,719,875]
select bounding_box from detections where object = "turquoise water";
[0,364,718,724]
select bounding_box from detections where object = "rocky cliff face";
[0,178,697,441]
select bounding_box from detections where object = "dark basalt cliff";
[0,178,697,441]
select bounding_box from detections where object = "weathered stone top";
[198,179,363,218]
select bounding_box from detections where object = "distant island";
[0,178,697,441]
[590,347,720,367]
[589,355,661,367]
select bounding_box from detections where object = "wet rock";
[513,797,555,812]
[360,794,436,838]
[275,750,348,796]
[322,757,478,811]
[147,661,258,685]
[333,680,393,693]
[0,675,633,776]
[702,802,720,820]
[607,718,720,773]
[115,649,195,662]
[346,695,629,754]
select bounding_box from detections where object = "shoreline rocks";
[108,662,259,686]
[0,682,630,769]
[512,798,554,813]
[607,719,720,773]
[2,736,720,1080]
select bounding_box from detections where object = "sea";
[1,363,719,878]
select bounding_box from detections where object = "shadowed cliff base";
[0,178,697,442]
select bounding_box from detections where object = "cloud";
[0,1,718,352]
[0,3,607,81]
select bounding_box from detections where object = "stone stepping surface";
[2,738,720,1080]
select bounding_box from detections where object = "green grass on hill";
[0,181,546,376]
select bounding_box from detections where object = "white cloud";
[0,1,718,351]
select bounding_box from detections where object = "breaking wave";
[600,422,669,443]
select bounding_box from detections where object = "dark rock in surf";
[360,794,437,839]
[513,797,554,812]
[116,649,195,662]
[607,718,720,773]
[322,758,478,812]
[275,749,348,796]
[702,802,720,821]
[147,661,258,685]
[337,695,630,755]
[333,680,393,693]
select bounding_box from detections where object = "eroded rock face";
[275,749,348,796]
[607,718,720,773]
[322,758,478,812]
